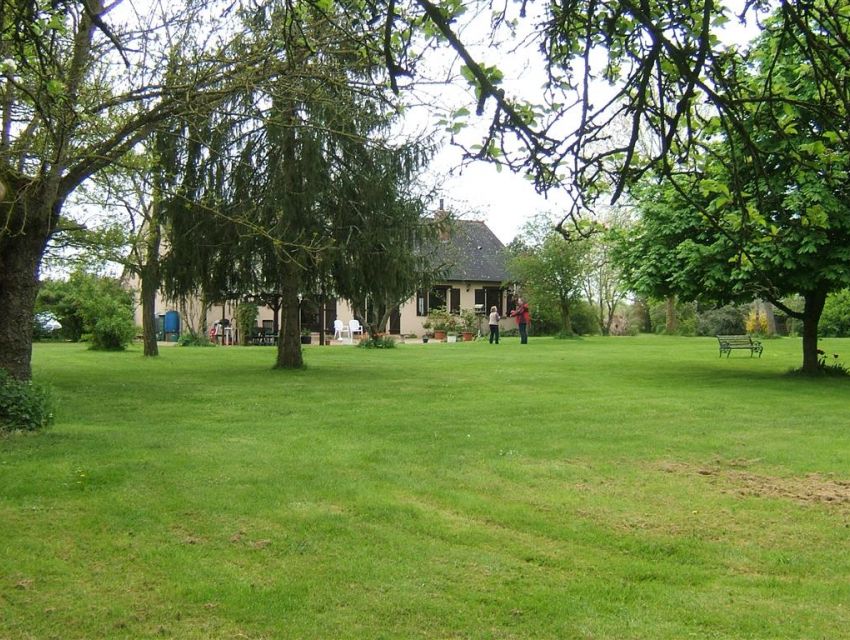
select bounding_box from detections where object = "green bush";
[87,298,137,351]
[696,304,747,336]
[0,369,55,433]
[235,303,259,345]
[649,299,697,335]
[570,299,599,336]
[519,298,595,336]
[819,289,850,337]
[426,307,459,333]
[37,271,135,348]
[178,332,214,347]
[36,279,85,341]
[358,335,397,349]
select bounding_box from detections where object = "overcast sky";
[401,4,564,244]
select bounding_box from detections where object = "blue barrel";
[163,310,180,335]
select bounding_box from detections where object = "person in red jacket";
[510,298,531,344]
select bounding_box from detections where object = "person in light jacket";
[488,306,500,344]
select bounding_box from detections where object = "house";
[130,214,514,341]
[334,217,514,336]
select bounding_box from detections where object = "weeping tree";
[329,144,440,338]
[161,1,435,368]
[507,215,590,336]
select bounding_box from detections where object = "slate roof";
[429,219,509,283]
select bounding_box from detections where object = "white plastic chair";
[349,319,364,340]
[333,319,350,341]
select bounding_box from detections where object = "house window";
[429,287,447,312]
[416,290,428,316]
[506,291,516,315]
[450,288,460,314]
[476,287,503,314]
[485,288,502,314]
[474,289,485,308]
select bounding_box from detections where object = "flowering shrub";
[745,310,768,334]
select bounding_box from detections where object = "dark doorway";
[389,307,401,335]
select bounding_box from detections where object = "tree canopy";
[507,214,589,336]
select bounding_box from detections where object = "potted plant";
[427,307,456,341]
[460,309,478,341]
[300,329,312,344]
[420,318,432,343]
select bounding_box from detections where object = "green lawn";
[3,335,850,639]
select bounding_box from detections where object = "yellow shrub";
[745,310,767,334]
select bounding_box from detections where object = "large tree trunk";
[0,6,97,380]
[365,298,390,337]
[0,190,55,381]
[665,295,678,334]
[140,186,164,356]
[800,290,827,374]
[140,262,160,357]
[139,215,161,356]
[559,300,574,335]
[275,266,303,369]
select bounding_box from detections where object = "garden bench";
[716,334,763,358]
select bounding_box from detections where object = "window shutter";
[416,290,428,316]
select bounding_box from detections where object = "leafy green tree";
[819,291,850,338]
[35,279,86,343]
[695,304,748,337]
[507,215,589,335]
[581,225,629,336]
[369,1,850,369]
[612,182,713,334]
[328,157,439,339]
[36,271,135,349]
[614,10,850,371]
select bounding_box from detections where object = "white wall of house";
[335,281,512,336]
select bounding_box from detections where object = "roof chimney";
[435,198,450,241]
